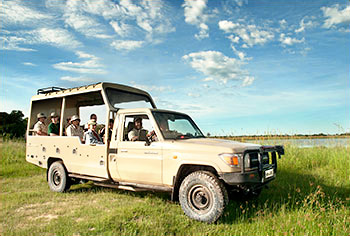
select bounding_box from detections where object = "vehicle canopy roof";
[27,82,156,135]
[31,82,156,109]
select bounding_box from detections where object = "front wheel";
[48,161,70,192]
[179,171,228,223]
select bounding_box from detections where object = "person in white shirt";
[128,117,148,141]
[66,115,84,142]
[33,113,48,136]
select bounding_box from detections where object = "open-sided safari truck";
[26,82,284,223]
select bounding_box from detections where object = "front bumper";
[220,145,284,186]
[220,169,275,185]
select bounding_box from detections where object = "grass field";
[1,139,349,235]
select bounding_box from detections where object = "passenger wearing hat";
[33,113,48,136]
[66,115,84,141]
[84,119,103,145]
[48,112,60,136]
[128,117,148,141]
[99,119,113,143]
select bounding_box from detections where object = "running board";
[93,182,147,192]
[68,173,108,182]
[69,173,173,192]
[119,182,172,192]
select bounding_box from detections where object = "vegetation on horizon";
[0,110,27,139]
[1,140,349,235]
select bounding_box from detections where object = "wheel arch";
[171,164,220,202]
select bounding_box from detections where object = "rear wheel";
[179,171,228,223]
[48,161,70,192]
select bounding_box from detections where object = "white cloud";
[279,19,287,29]
[77,0,122,19]
[321,4,350,28]
[32,28,82,49]
[228,35,240,43]
[110,21,131,37]
[48,0,175,46]
[279,33,305,46]
[0,27,81,51]
[187,92,201,98]
[53,51,106,74]
[202,78,213,82]
[295,19,315,33]
[0,35,36,52]
[231,45,251,61]
[118,0,175,40]
[63,0,112,39]
[219,20,274,47]
[0,0,52,25]
[110,40,144,51]
[130,82,174,93]
[183,51,254,86]
[182,0,210,40]
[60,76,97,83]
[232,0,246,7]
[22,62,36,66]
[242,76,254,87]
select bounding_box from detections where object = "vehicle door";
[116,114,162,184]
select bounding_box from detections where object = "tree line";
[0,110,27,139]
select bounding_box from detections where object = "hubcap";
[188,184,212,213]
[52,170,62,186]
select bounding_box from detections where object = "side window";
[123,115,154,142]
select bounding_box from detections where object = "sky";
[1,0,349,136]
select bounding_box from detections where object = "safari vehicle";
[26,82,284,223]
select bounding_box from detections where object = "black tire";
[179,171,228,223]
[48,161,71,192]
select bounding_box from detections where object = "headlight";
[219,153,242,167]
[244,153,250,168]
[244,152,259,169]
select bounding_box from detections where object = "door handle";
[120,149,128,153]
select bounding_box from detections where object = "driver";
[128,117,148,141]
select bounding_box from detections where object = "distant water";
[248,138,350,148]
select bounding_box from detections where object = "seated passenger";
[128,117,148,141]
[66,115,84,141]
[100,119,113,143]
[90,113,97,122]
[48,112,60,136]
[84,120,103,145]
[33,113,48,136]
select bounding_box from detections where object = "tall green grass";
[1,140,349,235]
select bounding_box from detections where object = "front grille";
[262,153,269,165]
[244,150,277,169]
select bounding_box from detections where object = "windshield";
[152,111,205,140]
[105,88,154,109]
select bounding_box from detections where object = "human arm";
[128,129,138,141]
[34,122,48,136]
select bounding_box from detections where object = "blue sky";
[1,0,349,135]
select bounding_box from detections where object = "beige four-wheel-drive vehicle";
[26,82,284,223]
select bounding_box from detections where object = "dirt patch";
[15,202,54,214]
[32,213,59,221]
